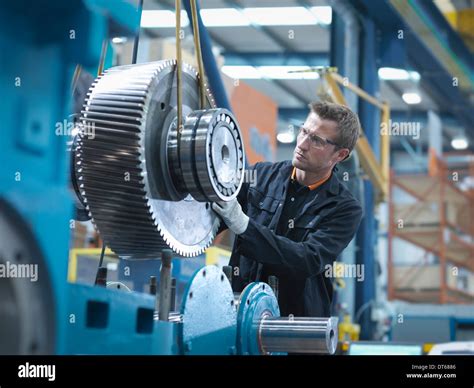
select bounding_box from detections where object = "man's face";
[292,112,349,173]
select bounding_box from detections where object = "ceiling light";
[243,7,318,26]
[258,66,320,79]
[277,132,296,144]
[451,136,468,150]
[200,8,250,27]
[140,10,189,28]
[402,92,421,104]
[378,67,420,81]
[221,66,320,80]
[309,6,332,25]
[112,37,127,44]
[141,7,333,29]
[221,66,261,79]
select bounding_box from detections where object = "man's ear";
[335,148,350,163]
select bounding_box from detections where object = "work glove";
[212,198,249,235]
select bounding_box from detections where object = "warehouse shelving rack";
[388,156,474,304]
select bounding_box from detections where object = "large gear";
[75,60,244,258]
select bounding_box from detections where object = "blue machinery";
[0,1,338,355]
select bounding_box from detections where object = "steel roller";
[258,316,338,354]
[175,109,245,202]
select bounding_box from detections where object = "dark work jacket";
[226,160,363,318]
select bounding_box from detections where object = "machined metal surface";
[180,266,237,355]
[176,109,245,202]
[237,282,280,355]
[258,316,339,355]
[158,250,172,321]
[237,282,338,355]
[75,60,224,258]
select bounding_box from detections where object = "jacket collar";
[280,160,340,196]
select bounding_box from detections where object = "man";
[212,101,363,318]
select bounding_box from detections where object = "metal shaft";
[268,276,279,300]
[149,276,157,295]
[158,250,173,321]
[170,278,176,311]
[258,317,338,354]
[94,267,108,287]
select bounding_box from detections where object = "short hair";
[308,101,360,153]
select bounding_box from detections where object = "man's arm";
[237,201,363,276]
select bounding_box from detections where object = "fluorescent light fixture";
[112,37,127,44]
[243,7,318,26]
[310,6,332,25]
[258,66,319,79]
[141,10,189,28]
[451,136,468,150]
[221,66,261,79]
[200,8,250,27]
[378,67,420,81]
[221,66,319,80]
[277,132,296,143]
[142,7,332,28]
[402,92,421,104]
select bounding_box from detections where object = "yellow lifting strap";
[175,0,207,143]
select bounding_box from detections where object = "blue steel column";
[329,9,359,323]
[330,12,346,76]
[355,16,379,340]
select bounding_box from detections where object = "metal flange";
[180,266,237,355]
[236,282,280,355]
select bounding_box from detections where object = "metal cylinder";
[149,276,157,295]
[258,316,338,355]
[94,267,108,287]
[158,250,173,321]
[267,276,279,300]
[177,108,245,202]
[170,278,176,311]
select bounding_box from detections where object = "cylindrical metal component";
[170,278,176,311]
[94,267,108,287]
[176,109,245,202]
[222,265,233,283]
[258,317,338,355]
[158,250,173,321]
[267,276,279,300]
[149,276,157,295]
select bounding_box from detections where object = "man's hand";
[212,199,249,235]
